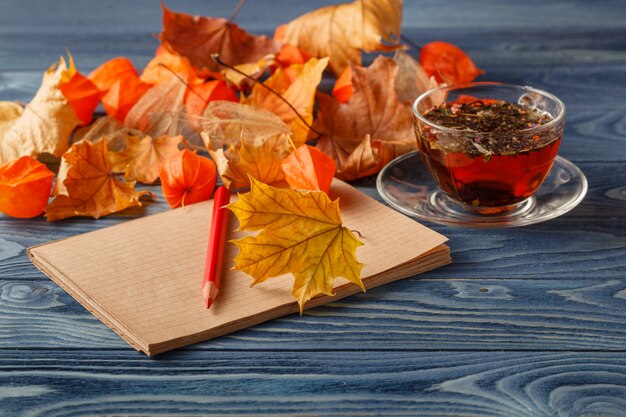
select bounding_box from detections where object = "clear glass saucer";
[376,151,588,228]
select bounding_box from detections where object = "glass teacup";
[413,83,566,215]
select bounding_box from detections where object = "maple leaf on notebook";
[228,177,364,313]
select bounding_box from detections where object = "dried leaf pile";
[0,0,484,309]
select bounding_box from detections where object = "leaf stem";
[157,63,207,103]
[228,0,246,23]
[350,229,363,238]
[211,54,325,138]
[400,34,423,52]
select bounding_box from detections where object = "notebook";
[28,180,450,356]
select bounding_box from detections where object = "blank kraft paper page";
[28,180,449,355]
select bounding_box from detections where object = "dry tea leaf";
[244,57,328,145]
[45,139,154,221]
[161,4,278,72]
[228,177,364,313]
[201,101,292,190]
[276,0,402,75]
[0,57,81,164]
[109,134,185,184]
[0,156,54,218]
[314,56,415,180]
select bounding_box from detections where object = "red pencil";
[202,186,231,309]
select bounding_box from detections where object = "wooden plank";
[2,0,625,35]
[3,277,626,351]
[3,161,623,280]
[1,350,626,416]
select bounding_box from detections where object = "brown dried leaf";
[200,101,292,190]
[0,58,80,164]
[124,77,187,137]
[160,4,278,72]
[45,139,154,221]
[314,56,415,180]
[244,57,328,146]
[278,0,402,75]
[109,134,185,184]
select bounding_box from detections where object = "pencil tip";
[206,299,212,309]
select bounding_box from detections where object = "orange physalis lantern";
[420,41,484,84]
[281,145,336,194]
[0,156,54,218]
[332,65,353,103]
[159,149,217,208]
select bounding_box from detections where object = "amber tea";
[414,93,564,214]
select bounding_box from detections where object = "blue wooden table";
[1,1,626,415]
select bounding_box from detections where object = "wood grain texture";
[3,278,626,351]
[1,164,625,281]
[1,350,626,416]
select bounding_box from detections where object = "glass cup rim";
[412,82,566,136]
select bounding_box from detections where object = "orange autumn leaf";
[392,50,446,110]
[88,57,138,92]
[159,149,217,208]
[275,44,313,68]
[59,70,101,126]
[281,145,336,194]
[102,74,151,123]
[332,65,353,103]
[45,139,154,221]
[0,156,54,218]
[45,140,154,221]
[277,0,402,75]
[201,101,292,190]
[0,57,80,164]
[221,55,275,90]
[244,57,328,145]
[160,4,278,72]
[314,56,415,181]
[185,80,238,124]
[420,41,484,84]
[109,134,185,184]
[140,50,201,85]
[228,177,364,313]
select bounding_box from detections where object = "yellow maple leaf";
[228,177,365,313]
[109,134,185,184]
[244,57,328,145]
[278,0,402,75]
[45,139,154,221]
[0,57,81,164]
[201,101,292,190]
